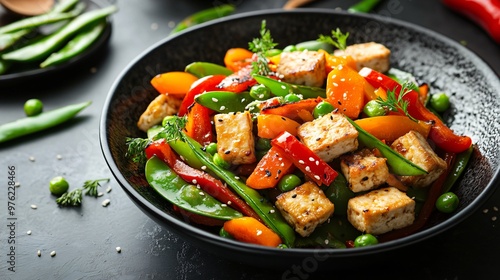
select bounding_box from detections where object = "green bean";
[0,101,91,144]
[442,144,474,193]
[40,19,107,68]
[184,62,233,78]
[170,4,235,34]
[348,0,382,13]
[0,29,31,51]
[2,5,117,63]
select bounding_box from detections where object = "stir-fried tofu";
[347,187,415,235]
[391,130,447,188]
[297,112,358,162]
[214,111,256,165]
[340,149,389,193]
[137,94,183,132]
[275,181,334,237]
[277,50,327,87]
[333,42,391,73]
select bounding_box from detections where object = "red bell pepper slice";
[184,103,213,146]
[271,131,338,186]
[261,97,323,123]
[145,139,261,221]
[178,74,226,116]
[359,67,472,153]
[216,64,257,93]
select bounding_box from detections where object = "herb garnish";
[376,82,418,122]
[248,20,277,76]
[56,178,111,207]
[317,28,349,50]
[83,178,111,197]
[125,137,151,166]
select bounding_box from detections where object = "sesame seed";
[281,85,286,90]
[220,105,226,111]
[31,204,37,209]
[199,192,205,196]
[101,199,111,207]
[234,176,240,180]
[325,239,329,245]
[314,175,321,181]
[151,23,159,30]
[29,156,35,162]
[116,247,122,253]
[227,201,232,205]
[305,166,311,172]
[201,166,207,170]
[483,209,489,213]
[269,209,275,214]
[106,186,112,193]
[241,98,246,102]
[50,251,56,257]
[56,154,63,160]
[97,192,104,197]
[333,82,338,87]
[212,97,219,102]
[377,76,383,81]
[298,160,305,164]
[14,182,20,187]
[27,230,32,235]
[309,157,315,162]
[316,161,319,165]
[256,230,263,236]
[338,65,343,70]
[494,206,499,211]
[168,21,175,28]
[37,250,41,257]
[340,78,345,82]
[192,179,198,184]
[221,204,227,207]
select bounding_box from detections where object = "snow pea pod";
[2,5,117,63]
[346,117,428,176]
[294,216,359,249]
[185,62,233,78]
[324,173,355,216]
[0,101,91,144]
[181,133,296,247]
[348,0,382,13]
[253,74,326,99]
[442,144,474,193]
[194,91,254,113]
[170,4,235,34]
[40,19,106,68]
[145,156,243,220]
[295,40,334,53]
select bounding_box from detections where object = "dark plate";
[100,9,500,269]
[0,0,112,87]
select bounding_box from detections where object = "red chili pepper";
[145,139,261,221]
[442,0,500,44]
[216,64,257,93]
[178,75,226,116]
[271,131,338,186]
[359,67,472,153]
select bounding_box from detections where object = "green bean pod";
[170,4,235,34]
[185,62,233,78]
[442,144,474,193]
[348,0,382,13]
[181,133,296,247]
[295,40,334,53]
[145,156,243,220]
[253,74,326,99]
[346,117,428,176]
[194,91,254,113]
[2,5,117,63]
[0,101,91,144]
[0,29,31,52]
[40,19,107,68]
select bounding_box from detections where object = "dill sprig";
[125,137,151,166]
[83,178,111,197]
[154,116,188,142]
[317,28,349,50]
[56,189,82,207]
[376,82,418,122]
[248,20,277,76]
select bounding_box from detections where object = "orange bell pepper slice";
[184,103,213,146]
[150,71,199,95]
[355,115,432,142]
[246,146,295,189]
[223,217,282,247]
[326,65,366,119]
[223,48,254,72]
[319,49,357,73]
[256,114,301,139]
[260,97,322,123]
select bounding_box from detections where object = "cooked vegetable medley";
[126,22,473,249]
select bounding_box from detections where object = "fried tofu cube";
[333,42,391,73]
[391,130,447,188]
[137,94,183,132]
[297,112,358,162]
[347,187,415,235]
[214,111,256,165]
[275,181,334,237]
[340,149,389,193]
[277,50,326,87]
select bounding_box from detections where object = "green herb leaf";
[317,28,349,50]
[153,116,187,142]
[125,137,151,165]
[56,188,82,207]
[83,178,110,197]
[376,81,418,122]
[248,20,277,76]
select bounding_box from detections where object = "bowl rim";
[99,8,500,257]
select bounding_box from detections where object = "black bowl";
[100,9,500,269]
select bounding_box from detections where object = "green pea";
[24,99,43,117]
[354,233,378,247]
[313,101,335,118]
[213,153,230,169]
[435,192,459,213]
[49,176,69,196]
[283,45,297,52]
[219,227,233,239]
[277,174,302,192]
[430,93,450,113]
[205,142,218,155]
[363,100,386,117]
[265,48,282,57]
[284,93,302,103]
[256,138,272,151]
[250,84,272,100]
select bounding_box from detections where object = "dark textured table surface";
[1,1,499,279]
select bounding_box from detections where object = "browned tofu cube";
[347,187,415,235]
[277,50,326,87]
[214,111,256,165]
[275,181,334,237]
[391,130,447,188]
[297,112,358,162]
[333,42,391,73]
[340,149,389,193]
